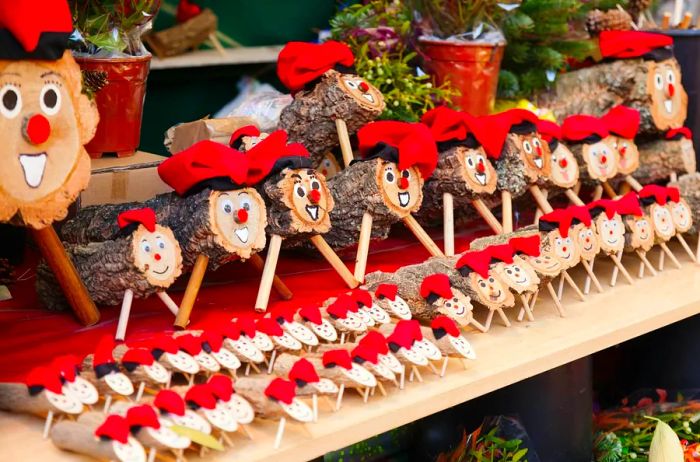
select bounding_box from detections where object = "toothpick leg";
[518,294,535,321]
[273,417,286,449]
[116,289,134,341]
[443,193,455,257]
[254,234,283,312]
[562,271,586,301]
[610,252,635,285]
[581,260,604,293]
[546,283,566,317]
[157,292,179,316]
[660,242,682,269]
[636,250,658,276]
[676,234,697,262]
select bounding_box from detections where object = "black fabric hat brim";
[0,30,69,61]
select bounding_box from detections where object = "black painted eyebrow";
[291,174,302,180]
[40,71,63,79]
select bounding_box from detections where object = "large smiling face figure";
[513,133,551,182]
[609,136,640,175]
[548,143,579,188]
[338,73,385,112]
[573,224,601,261]
[492,256,540,294]
[0,54,98,229]
[648,203,676,241]
[594,214,626,253]
[210,188,267,259]
[670,199,693,233]
[581,139,619,181]
[624,216,655,251]
[131,224,182,288]
[433,288,474,326]
[648,60,687,130]
[541,230,581,269]
[457,146,497,195]
[469,272,515,308]
[377,161,423,217]
[279,168,334,233]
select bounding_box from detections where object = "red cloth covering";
[25,366,62,394]
[351,289,373,308]
[358,121,438,179]
[126,405,161,430]
[270,305,297,324]
[95,415,130,444]
[229,125,261,148]
[375,283,398,301]
[288,358,320,384]
[566,205,593,227]
[264,378,296,405]
[200,330,224,353]
[121,348,154,366]
[255,317,283,337]
[51,354,81,382]
[431,316,460,338]
[208,374,234,402]
[666,127,692,140]
[639,184,670,205]
[322,349,352,370]
[539,208,575,238]
[327,294,355,319]
[456,249,491,278]
[0,0,72,53]
[668,187,681,203]
[588,199,619,219]
[244,129,310,185]
[419,273,453,300]
[601,106,641,139]
[477,110,537,159]
[154,390,186,416]
[277,40,355,93]
[298,305,323,325]
[615,192,644,217]
[394,319,423,342]
[562,115,609,142]
[176,0,202,23]
[359,331,389,355]
[387,326,414,350]
[116,208,157,233]
[185,384,217,410]
[488,244,514,264]
[536,119,562,143]
[421,106,479,143]
[233,316,257,339]
[176,334,203,356]
[509,235,541,257]
[158,140,249,196]
[599,30,673,59]
[93,335,117,368]
[351,343,380,364]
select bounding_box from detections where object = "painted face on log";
[365,361,395,381]
[0,54,97,229]
[624,216,655,251]
[210,189,267,258]
[582,139,618,181]
[203,405,238,432]
[45,389,83,414]
[272,331,303,351]
[131,225,182,288]
[368,302,391,324]
[250,332,274,352]
[670,199,692,232]
[457,146,497,194]
[112,437,146,462]
[594,214,626,253]
[169,411,211,434]
[376,294,412,320]
[194,352,220,372]
[281,168,333,231]
[143,362,170,384]
[239,132,268,152]
[648,60,687,130]
[63,376,98,405]
[609,136,639,175]
[163,351,200,374]
[282,321,319,346]
[414,338,442,361]
[280,397,314,422]
[649,204,676,240]
[377,161,423,216]
[306,318,338,342]
[227,394,255,424]
[469,272,514,308]
[146,423,191,449]
[342,363,378,387]
[541,230,581,269]
[513,133,551,181]
[338,74,384,111]
[318,152,341,179]
[521,254,562,278]
[433,288,473,326]
[378,352,403,374]
[573,224,601,261]
[211,349,241,372]
[448,334,477,360]
[493,256,540,293]
[225,338,264,363]
[104,372,134,396]
[548,143,579,188]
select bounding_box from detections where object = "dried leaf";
[169,425,224,451]
[648,419,683,462]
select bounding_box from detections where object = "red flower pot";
[75,54,151,158]
[418,38,505,116]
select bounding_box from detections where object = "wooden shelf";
[2,240,700,461]
[150,45,283,70]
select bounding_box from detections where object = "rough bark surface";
[144,8,217,58]
[233,376,284,420]
[0,383,55,416]
[496,136,529,198]
[673,172,700,234]
[633,139,696,185]
[302,355,367,389]
[51,421,121,460]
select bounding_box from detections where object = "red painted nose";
[562,246,567,252]
[600,155,608,164]
[536,146,542,156]
[154,253,162,261]
[236,209,248,224]
[559,158,568,168]
[668,83,675,97]
[359,82,369,92]
[618,146,627,156]
[399,177,409,190]
[23,114,51,145]
[309,189,321,204]
[476,161,486,173]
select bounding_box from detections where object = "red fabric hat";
[51,355,81,382]
[158,140,249,196]
[351,289,373,308]
[264,378,296,405]
[322,349,353,370]
[394,320,423,342]
[359,331,389,355]
[116,208,157,233]
[639,184,670,206]
[539,208,575,238]
[220,322,242,341]
[666,127,692,140]
[599,31,673,60]
[421,106,479,143]
[562,115,609,143]
[455,249,491,278]
[121,348,154,367]
[387,327,415,351]
[277,40,355,94]
[615,192,644,217]
[200,330,224,353]
[153,390,186,417]
[351,343,380,365]
[176,334,203,356]
[289,358,320,385]
[420,273,453,304]
[0,0,72,60]
[233,316,257,338]
[588,199,619,219]
[185,384,217,410]
[229,125,261,149]
[667,186,681,203]
[431,316,460,339]
[298,305,323,325]
[601,106,641,139]
[127,405,161,430]
[255,317,284,337]
[25,366,62,395]
[244,129,310,185]
[327,294,355,319]
[474,114,514,159]
[142,334,179,355]
[536,119,562,143]
[208,375,234,402]
[509,235,541,257]
[270,305,297,324]
[358,121,439,179]
[94,336,116,368]
[488,244,514,264]
[375,283,398,301]
[95,415,130,444]
[566,205,593,227]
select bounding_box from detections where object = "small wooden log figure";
[255,317,304,354]
[634,128,696,185]
[175,333,221,375]
[318,149,343,180]
[0,0,101,325]
[351,288,391,325]
[537,31,688,135]
[220,322,266,372]
[275,355,339,397]
[383,323,434,384]
[419,106,503,244]
[563,205,605,294]
[51,354,100,406]
[665,186,696,261]
[638,185,684,269]
[487,243,541,321]
[131,333,201,378]
[232,127,358,311]
[417,273,482,331]
[153,389,212,435]
[185,384,240,438]
[198,330,242,374]
[325,120,443,281]
[51,414,147,462]
[393,319,444,365]
[324,294,368,338]
[615,192,658,277]
[277,40,385,167]
[233,316,275,354]
[601,105,643,192]
[124,405,192,458]
[317,349,378,407]
[536,120,582,203]
[120,348,170,401]
[86,337,135,408]
[350,343,398,391]
[269,305,320,348]
[424,316,477,376]
[373,283,413,320]
[298,305,339,342]
[587,199,636,285]
[145,2,222,59]
[358,331,405,377]
[207,375,256,426]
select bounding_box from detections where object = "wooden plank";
[2,240,699,461]
[150,45,283,70]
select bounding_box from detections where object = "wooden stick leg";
[354,212,373,282]
[175,254,209,328]
[638,259,645,278]
[115,289,134,341]
[440,357,449,377]
[592,185,604,201]
[483,310,495,331]
[42,411,53,439]
[610,253,621,287]
[529,185,554,214]
[546,283,566,317]
[443,193,455,257]
[207,33,226,56]
[156,292,179,316]
[136,382,146,402]
[471,199,503,234]
[469,317,488,333]
[30,227,100,326]
[624,175,643,192]
[501,191,513,234]
[103,394,112,413]
[312,394,318,423]
[254,234,283,312]
[562,271,586,301]
[557,274,565,300]
[309,235,359,288]
[518,294,535,322]
[659,248,666,271]
[147,447,156,462]
[248,254,293,300]
[376,381,387,396]
[602,181,617,199]
[676,234,697,262]
[363,387,370,403]
[660,242,682,269]
[411,366,423,383]
[636,250,658,276]
[610,253,635,285]
[402,215,444,257]
[581,260,603,293]
[399,366,405,390]
[496,308,511,327]
[565,189,585,206]
[273,417,286,449]
[335,385,345,411]
[335,119,354,168]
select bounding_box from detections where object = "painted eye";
[295,184,307,198]
[344,79,358,89]
[533,138,541,148]
[666,70,675,84]
[323,159,331,167]
[551,154,557,162]
[506,269,512,274]
[523,140,533,154]
[221,199,233,214]
[156,237,166,249]
[655,73,664,90]
[401,170,410,179]
[141,242,151,253]
[555,237,562,245]
[476,154,486,164]
[445,301,451,308]
[466,157,475,168]
[479,281,487,288]
[452,297,458,302]
[39,83,61,116]
[240,195,252,211]
[0,84,21,119]
[384,169,395,183]
[311,180,321,190]
[622,142,628,150]
[488,277,495,283]
[590,149,598,157]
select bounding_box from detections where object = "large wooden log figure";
[616,192,658,278]
[37,208,184,340]
[587,199,636,285]
[537,31,688,135]
[419,106,503,247]
[535,120,584,206]
[638,185,689,267]
[231,126,359,311]
[277,40,385,168]
[0,0,100,325]
[325,120,443,281]
[601,106,644,193]
[634,128,696,185]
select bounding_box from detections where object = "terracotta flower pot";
[418,37,505,116]
[75,54,151,158]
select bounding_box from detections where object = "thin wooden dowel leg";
[484,310,495,331]
[273,417,286,449]
[116,289,134,341]
[610,255,620,287]
[30,227,100,326]
[157,292,179,316]
[175,254,209,328]
[659,248,666,271]
[546,283,566,317]
[267,350,277,374]
[636,250,658,276]
[625,175,643,192]
[42,411,53,439]
[335,119,354,168]
[335,385,345,411]
[312,394,318,423]
[602,181,617,199]
[592,184,604,201]
[557,274,565,300]
[562,271,586,301]
[254,235,283,312]
[611,253,635,285]
[529,185,554,214]
[309,235,359,288]
[660,242,682,269]
[443,193,455,257]
[136,381,146,402]
[354,212,373,282]
[377,381,387,396]
[363,387,370,403]
[639,260,645,278]
[469,317,487,333]
[147,447,156,462]
[103,394,112,413]
[248,254,293,300]
[471,199,503,234]
[411,365,423,383]
[402,215,444,257]
[581,260,603,293]
[565,189,585,206]
[207,33,226,56]
[496,308,511,327]
[584,257,595,295]
[440,357,449,377]
[519,294,535,321]
[676,234,696,262]
[501,191,513,234]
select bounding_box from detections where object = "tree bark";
[0,383,62,416]
[496,135,531,198]
[51,420,125,461]
[233,377,284,420]
[632,138,696,185]
[144,9,218,58]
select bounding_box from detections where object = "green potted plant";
[409,0,514,115]
[70,0,160,158]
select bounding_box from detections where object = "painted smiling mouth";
[515,278,528,285]
[305,205,319,221]
[533,157,543,168]
[454,306,466,316]
[363,93,375,104]
[607,238,618,245]
[235,226,249,243]
[665,100,673,114]
[474,172,487,185]
[153,265,170,275]
[489,290,502,302]
[398,191,410,207]
[19,152,47,188]
[583,245,593,252]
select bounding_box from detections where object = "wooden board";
[2,240,700,461]
[150,45,283,70]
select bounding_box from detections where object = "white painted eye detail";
[532,138,541,148]
[466,157,475,168]
[323,159,331,167]
[155,237,166,249]
[221,199,233,214]
[39,83,61,116]
[295,184,306,198]
[476,154,486,164]
[523,140,533,153]
[141,242,151,253]
[666,70,675,84]
[345,79,358,89]
[384,167,395,183]
[551,154,557,162]
[401,169,410,180]
[655,73,664,89]
[0,84,21,119]
[311,179,321,190]
[555,237,562,245]
[239,194,252,211]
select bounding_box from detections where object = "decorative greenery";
[330,1,455,122]
[407,0,516,39]
[437,420,532,462]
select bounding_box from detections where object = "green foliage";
[467,427,529,461]
[407,0,515,39]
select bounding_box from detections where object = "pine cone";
[627,0,652,20]
[586,9,632,36]
[81,70,108,97]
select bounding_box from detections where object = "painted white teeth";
[534,158,543,168]
[475,173,487,185]
[398,192,410,207]
[19,153,47,188]
[305,205,319,221]
[235,226,249,243]
[363,93,375,103]
[665,100,673,114]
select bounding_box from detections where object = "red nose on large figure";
[23,114,51,145]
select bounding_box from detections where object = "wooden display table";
[1,241,699,461]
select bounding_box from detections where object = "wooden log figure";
[601,106,642,180]
[423,316,477,361]
[615,192,658,277]
[324,120,442,281]
[50,354,100,406]
[120,347,171,393]
[562,115,620,189]
[232,316,276,354]
[130,333,201,378]
[536,31,687,135]
[83,336,135,400]
[485,243,540,321]
[152,389,213,435]
[207,374,256,426]
[298,305,339,342]
[277,40,385,167]
[536,120,581,194]
[634,128,696,185]
[51,415,147,462]
[0,0,100,325]
[268,305,320,348]
[639,185,689,266]
[673,172,700,235]
[123,405,191,455]
[372,283,413,320]
[273,355,339,397]
[144,8,219,59]
[184,384,240,435]
[587,199,636,284]
[323,294,369,337]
